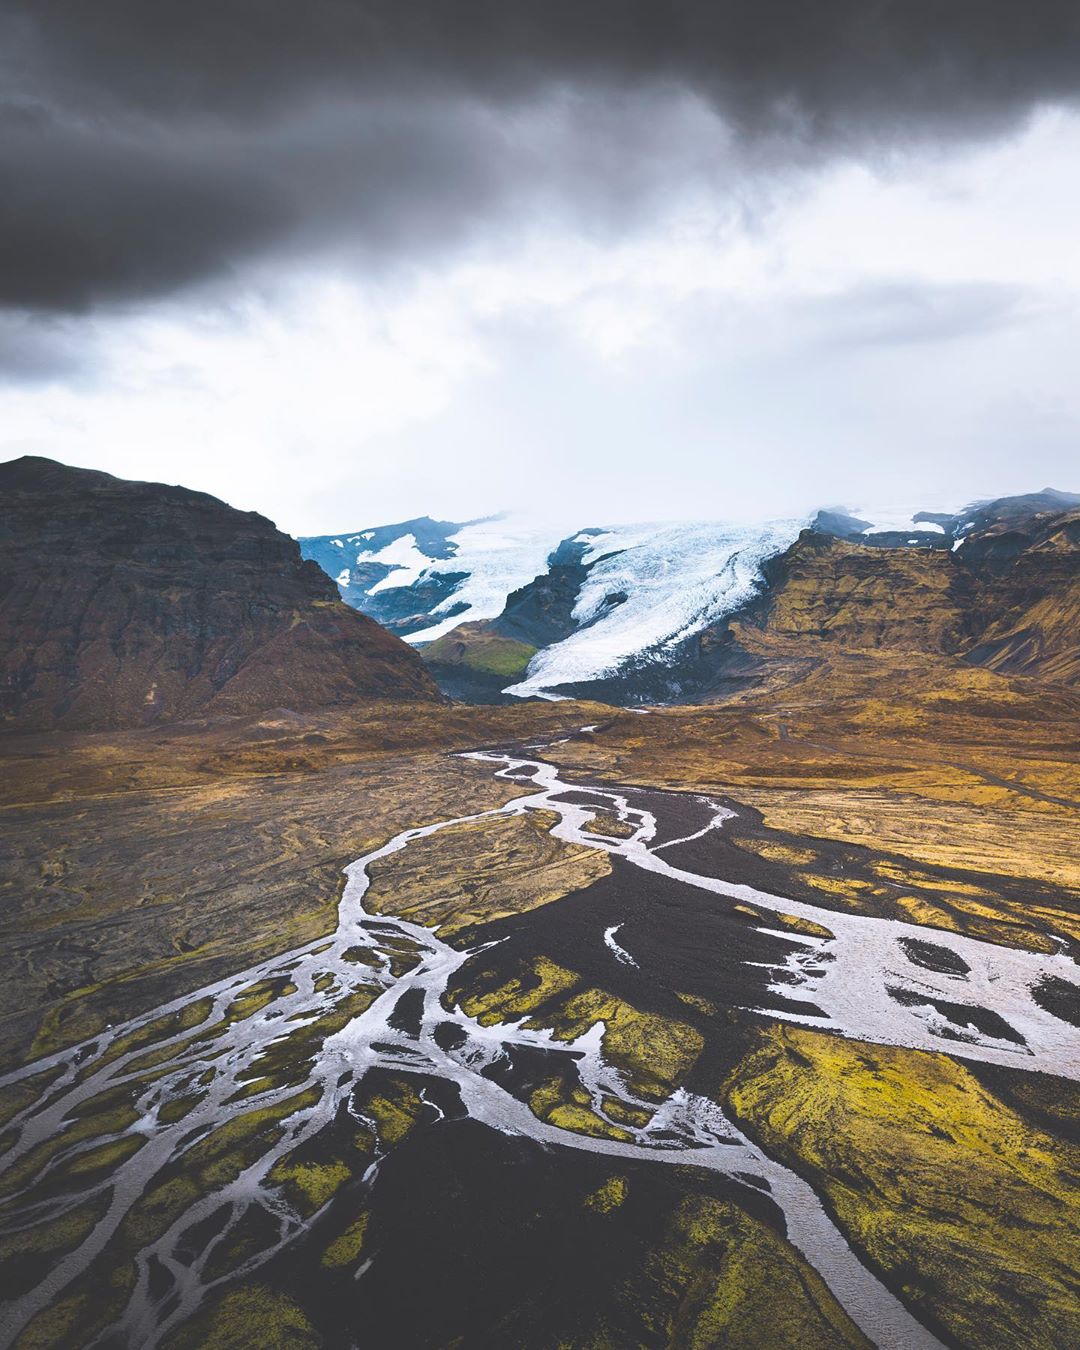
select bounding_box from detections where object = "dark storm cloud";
[2,0,1080,312]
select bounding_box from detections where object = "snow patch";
[855,505,951,536]
[364,534,431,594]
[401,518,564,643]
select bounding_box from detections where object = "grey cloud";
[0,310,91,381]
[804,280,1042,349]
[1,1,1079,313]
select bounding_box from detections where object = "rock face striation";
[0,457,441,732]
[694,491,1080,698]
[406,491,1078,703]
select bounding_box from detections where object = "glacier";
[504,519,804,695]
[400,517,566,643]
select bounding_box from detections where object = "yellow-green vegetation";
[235,985,378,1090]
[0,1083,142,1201]
[17,1088,339,1340]
[34,993,217,1069]
[268,1158,351,1217]
[365,810,610,938]
[0,1195,110,1303]
[722,1024,1080,1350]
[321,1212,369,1269]
[63,1134,144,1177]
[0,1064,63,1127]
[584,1175,628,1213]
[579,1193,870,1349]
[15,1289,97,1350]
[600,1097,654,1128]
[2,703,606,1073]
[529,1077,633,1142]
[675,992,718,1017]
[162,1284,321,1350]
[225,978,297,1023]
[734,837,820,867]
[352,1075,425,1147]
[453,956,703,1102]
[157,1091,207,1124]
[184,1088,322,1190]
[732,902,833,940]
[422,623,537,677]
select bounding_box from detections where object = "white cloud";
[2,107,1078,531]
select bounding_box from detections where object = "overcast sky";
[1,1,1078,533]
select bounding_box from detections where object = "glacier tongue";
[505,518,804,695]
[402,517,565,643]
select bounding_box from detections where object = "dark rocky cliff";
[0,457,441,731]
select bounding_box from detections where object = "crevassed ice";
[506,518,804,695]
[401,518,564,643]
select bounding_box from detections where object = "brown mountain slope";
[0,457,441,731]
[715,497,1079,691]
[962,506,1080,684]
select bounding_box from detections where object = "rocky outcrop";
[0,457,441,732]
[419,534,603,701]
[960,503,1080,684]
[697,494,1080,696]
[546,491,1080,704]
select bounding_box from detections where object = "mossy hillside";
[163,1284,321,1350]
[721,1024,1080,1350]
[451,956,703,1104]
[422,623,538,678]
[569,1191,870,1350]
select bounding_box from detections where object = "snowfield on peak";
[402,518,565,643]
[505,519,804,695]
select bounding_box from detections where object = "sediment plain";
[1,666,1078,1348]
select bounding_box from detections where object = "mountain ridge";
[303,491,1079,704]
[0,456,441,731]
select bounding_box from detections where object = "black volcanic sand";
[235,1095,797,1350]
[636,789,1080,954]
[501,761,1080,951]
[449,855,830,1030]
[546,786,720,849]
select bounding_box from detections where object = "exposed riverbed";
[2,742,1077,1349]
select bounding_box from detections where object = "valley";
[5,8,1079,1347]
[2,462,1078,1348]
[2,687,1078,1349]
